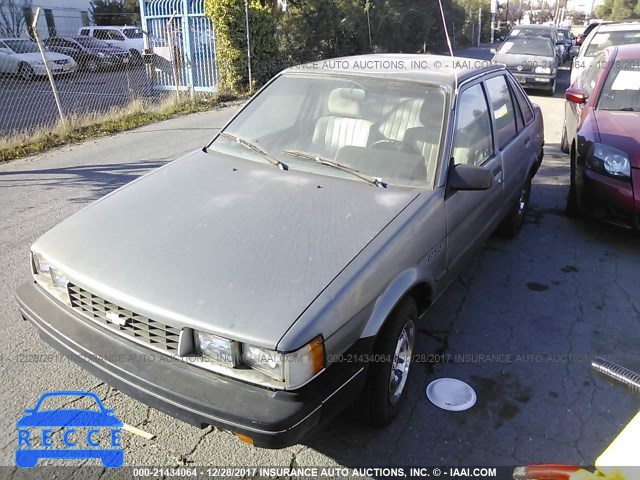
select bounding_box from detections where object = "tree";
[90,0,139,26]
[0,0,32,37]
[595,0,638,20]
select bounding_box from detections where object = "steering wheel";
[370,139,417,154]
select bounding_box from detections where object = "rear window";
[585,29,640,57]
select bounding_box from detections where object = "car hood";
[492,53,556,69]
[16,410,123,427]
[594,110,640,168]
[33,150,418,348]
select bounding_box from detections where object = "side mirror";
[490,48,497,54]
[565,88,587,104]
[448,163,493,191]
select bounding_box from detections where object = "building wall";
[0,0,91,39]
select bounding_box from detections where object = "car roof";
[595,21,640,32]
[611,43,640,60]
[282,53,504,89]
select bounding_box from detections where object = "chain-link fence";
[0,8,217,144]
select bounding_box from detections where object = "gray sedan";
[16,54,544,448]
[492,36,559,95]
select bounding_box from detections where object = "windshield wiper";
[219,132,288,170]
[282,150,386,188]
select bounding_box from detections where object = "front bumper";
[581,167,639,229]
[512,72,555,90]
[33,63,77,76]
[16,281,369,448]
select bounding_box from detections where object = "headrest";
[419,92,445,127]
[328,88,366,117]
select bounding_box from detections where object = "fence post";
[32,7,65,127]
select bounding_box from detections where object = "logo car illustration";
[16,391,123,468]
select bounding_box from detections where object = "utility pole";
[478,7,482,46]
[244,0,252,90]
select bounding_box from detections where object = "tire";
[354,297,417,427]
[565,147,581,217]
[85,57,99,72]
[18,63,34,81]
[545,79,556,96]
[497,177,532,238]
[560,123,569,154]
[130,49,142,66]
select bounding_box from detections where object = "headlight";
[32,252,51,274]
[243,345,284,381]
[31,251,70,304]
[244,336,325,388]
[534,66,551,74]
[194,331,240,367]
[591,143,630,179]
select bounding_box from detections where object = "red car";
[562,44,640,228]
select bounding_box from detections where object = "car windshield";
[4,39,39,53]
[499,38,554,57]
[598,62,640,111]
[122,28,143,38]
[585,29,640,57]
[509,27,552,39]
[207,73,447,188]
[74,36,109,48]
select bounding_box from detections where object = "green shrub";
[205,0,278,93]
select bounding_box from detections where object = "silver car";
[16,54,544,448]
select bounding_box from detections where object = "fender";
[360,266,435,339]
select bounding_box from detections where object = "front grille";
[507,65,534,74]
[68,283,180,354]
[53,60,68,65]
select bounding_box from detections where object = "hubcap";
[517,184,529,218]
[388,319,415,406]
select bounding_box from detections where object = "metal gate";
[140,0,218,93]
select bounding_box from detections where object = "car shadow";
[0,160,169,202]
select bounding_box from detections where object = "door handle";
[524,137,531,147]
[492,167,503,184]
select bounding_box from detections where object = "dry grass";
[0,92,240,162]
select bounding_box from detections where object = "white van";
[77,26,144,61]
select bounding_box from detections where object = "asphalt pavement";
[0,49,639,472]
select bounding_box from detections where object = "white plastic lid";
[426,378,477,411]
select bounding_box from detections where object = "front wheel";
[354,297,417,427]
[545,79,556,96]
[85,57,99,72]
[18,63,34,81]
[560,123,569,154]
[565,151,582,217]
[497,177,532,238]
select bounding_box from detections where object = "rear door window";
[484,75,518,149]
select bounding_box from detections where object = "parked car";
[563,44,640,228]
[16,54,544,448]
[77,26,144,63]
[491,36,559,95]
[0,38,77,80]
[557,28,574,62]
[570,21,640,85]
[505,24,563,62]
[43,36,130,72]
[576,20,602,47]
